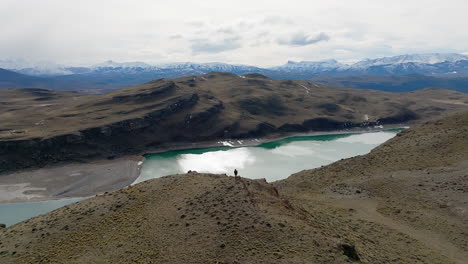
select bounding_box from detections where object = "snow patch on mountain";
[0,59,74,76]
[271,59,346,72]
[2,53,468,77]
[349,53,468,69]
[157,62,262,73]
[91,60,152,69]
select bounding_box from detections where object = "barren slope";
[277,110,468,263]
[0,173,455,264]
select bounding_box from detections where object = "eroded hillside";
[277,110,468,263]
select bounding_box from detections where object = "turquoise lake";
[0,197,85,227]
[0,129,401,227]
[134,130,400,184]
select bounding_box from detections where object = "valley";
[1,72,468,175]
[0,110,466,263]
[2,1,467,263]
[0,130,397,225]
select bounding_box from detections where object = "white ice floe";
[218,141,234,147]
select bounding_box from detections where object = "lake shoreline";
[0,124,406,204]
[141,124,406,156]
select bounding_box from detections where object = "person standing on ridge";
[234,169,238,177]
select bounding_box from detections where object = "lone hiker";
[234,169,238,177]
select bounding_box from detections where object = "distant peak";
[272,59,345,72]
[92,60,152,68]
[286,59,338,64]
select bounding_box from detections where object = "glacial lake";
[134,130,400,184]
[0,129,401,227]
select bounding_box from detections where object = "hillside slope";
[1,111,467,263]
[1,72,468,173]
[277,110,468,263]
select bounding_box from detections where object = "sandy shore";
[0,156,143,203]
[0,125,405,203]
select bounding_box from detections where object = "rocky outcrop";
[376,109,419,124]
[0,93,200,173]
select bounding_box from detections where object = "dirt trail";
[328,198,468,264]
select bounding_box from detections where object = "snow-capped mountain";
[0,59,75,76]
[270,53,468,74]
[2,53,468,80]
[157,62,262,74]
[270,59,346,72]
[2,53,468,94]
[87,61,263,76]
[91,60,153,69]
[349,53,468,70]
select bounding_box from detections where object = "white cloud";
[0,0,467,67]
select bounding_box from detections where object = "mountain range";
[1,53,468,93]
[3,53,468,76]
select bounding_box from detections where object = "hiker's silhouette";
[234,169,238,176]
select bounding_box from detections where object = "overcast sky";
[1,0,467,66]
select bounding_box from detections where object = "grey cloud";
[187,21,205,27]
[278,32,330,46]
[191,37,241,54]
[261,16,294,25]
[169,34,183,39]
[216,27,236,34]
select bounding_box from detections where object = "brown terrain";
[1,72,468,174]
[0,109,466,263]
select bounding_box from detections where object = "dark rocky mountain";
[311,74,468,93]
[0,68,62,89]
